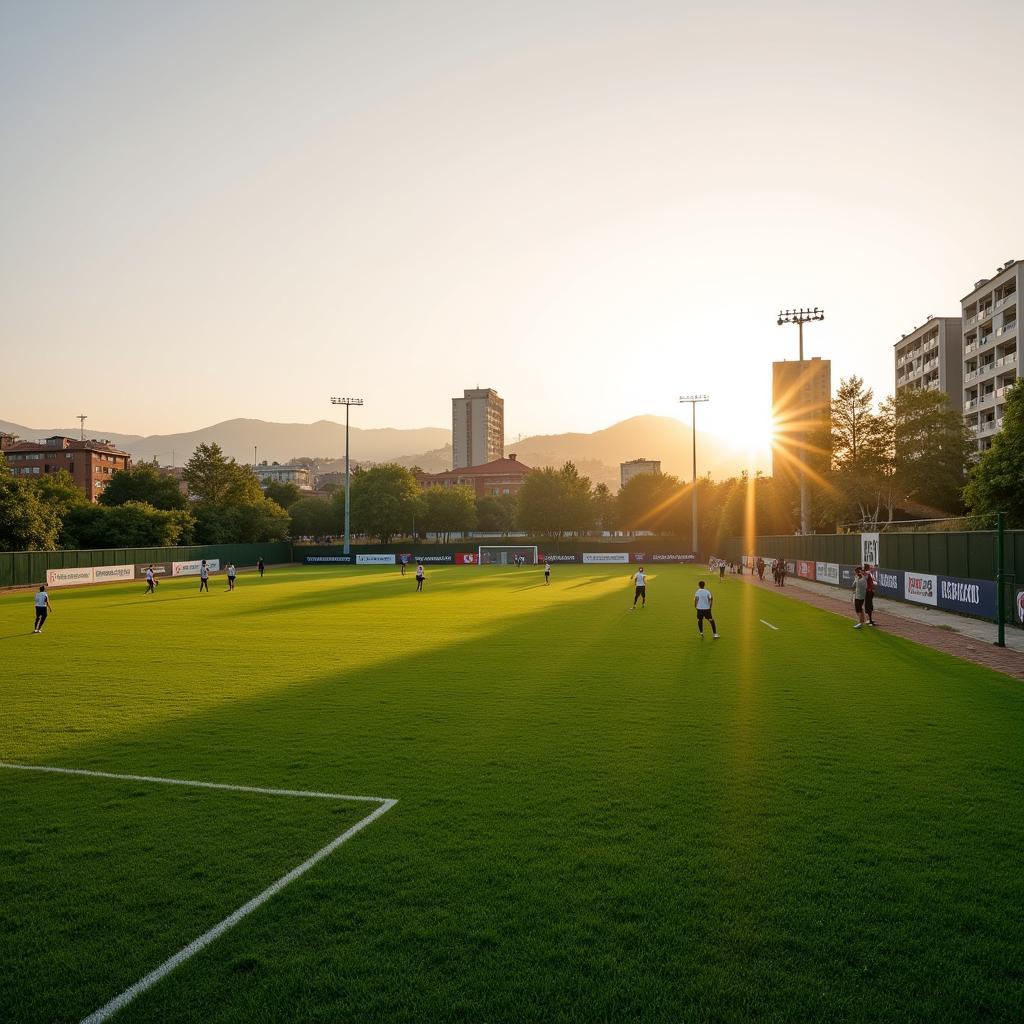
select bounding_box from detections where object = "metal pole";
[344,403,351,555]
[798,318,809,535]
[691,402,698,555]
[996,511,1005,648]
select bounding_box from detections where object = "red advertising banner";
[454,552,478,565]
[796,560,816,580]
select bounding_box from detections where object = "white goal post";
[477,545,539,566]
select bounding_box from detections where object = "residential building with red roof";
[417,454,531,498]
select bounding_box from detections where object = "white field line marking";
[759,619,779,630]
[0,763,396,1024]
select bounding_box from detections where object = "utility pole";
[330,397,363,555]
[776,307,824,535]
[77,414,87,441]
[679,395,709,557]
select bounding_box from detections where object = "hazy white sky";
[2,0,1022,460]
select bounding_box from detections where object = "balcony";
[964,342,977,355]
[964,369,978,382]
[997,320,1017,337]
[996,352,1017,369]
[979,333,994,347]
[966,314,978,326]
[979,308,993,321]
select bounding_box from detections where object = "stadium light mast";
[330,397,363,555]
[776,307,824,535]
[679,395,709,557]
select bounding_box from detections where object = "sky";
[2,0,1023,469]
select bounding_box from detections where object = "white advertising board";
[861,532,880,567]
[582,552,630,564]
[904,571,938,606]
[45,567,95,588]
[356,554,397,565]
[172,559,221,577]
[93,564,135,583]
[815,562,840,585]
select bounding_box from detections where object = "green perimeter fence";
[0,542,292,589]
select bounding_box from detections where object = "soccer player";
[226,563,237,591]
[257,557,265,578]
[694,580,718,638]
[863,564,878,626]
[33,585,52,634]
[719,559,726,581]
[400,554,408,576]
[852,567,867,628]
[544,560,551,585]
[632,566,647,609]
[144,565,156,594]
[199,560,210,593]
[415,563,425,592]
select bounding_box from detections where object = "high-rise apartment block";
[894,317,963,411]
[452,388,504,469]
[771,357,832,481]
[961,260,1019,453]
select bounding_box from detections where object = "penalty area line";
[759,619,779,630]
[0,763,397,1024]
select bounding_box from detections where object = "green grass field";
[2,564,1023,1023]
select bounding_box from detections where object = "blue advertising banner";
[936,576,996,619]
[839,565,858,587]
[304,555,354,564]
[872,568,903,599]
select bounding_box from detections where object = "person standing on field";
[257,557,265,578]
[33,585,52,634]
[863,564,878,626]
[852,567,867,628]
[226,563,237,591]
[694,580,718,638]
[144,566,156,594]
[544,560,551,585]
[415,563,425,592]
[199,560,210,593]
[632,566,647,609]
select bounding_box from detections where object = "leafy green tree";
[62,501,194,548]
[34,469,90,520]
[591,482,617,533]
[99,461,187,510]
[350,464,422,543]
[193,495,289,544]
[0,463,61,551]
[517,463,594,538]
[616,472,688,535]
[964,380,1024,527]
[475,493,518,534]
[289,496,340,538]
[420,485,477,542]
[263,480,303,509]
[183,443,263,505]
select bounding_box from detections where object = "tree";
[350,465,422,543]
[420,485,477,542]
[99,461,188,510]
[591,482,617,533]
[63,501,195,548]
[183,443,263,505]
[830,376,893,527]
[263,481,303,509]
[34,469,90,521]
[475,494,518,534]
[882,388,974,513]
[616,473,688,535]
[964,380,1024,527]
[192,495,290,544]
[517,463,594,538]
[0,464,61,551]
[289,496,339,538]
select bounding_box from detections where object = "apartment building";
[620,459,661,488]
[452,388,504,469]
[417,454,530,498]
[254,463,313,489]
[962,260,1019,453]
[0,434,132,501]
[894,317,963,411]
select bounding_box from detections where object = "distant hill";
[0,420,144,451]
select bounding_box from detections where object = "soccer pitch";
[2,565,1022,1023]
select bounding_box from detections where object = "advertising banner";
[796,560,816,581]
[93,564,135,583]
[839,565,858,587]
[582,552,630,564]
[356,554,396,565]
[861,532,880,567]
[172,559,221,577]
[815,562,840,586]
[135,562,173,578]
[414,554,453,563]
[454,553,478,564]
[936,577,996,619]
[303,555,353,564]
[46,567,95,587]
[873,568,903,598]
[648,553,697,563]
[538,553,580,563]
[904,570,938,606]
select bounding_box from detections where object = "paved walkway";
[740,571,1024,681]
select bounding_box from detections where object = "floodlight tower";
[330,397,364,554]
[776,307,824,535]
[679,394,709,556]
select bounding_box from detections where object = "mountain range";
[0,415,754,488]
